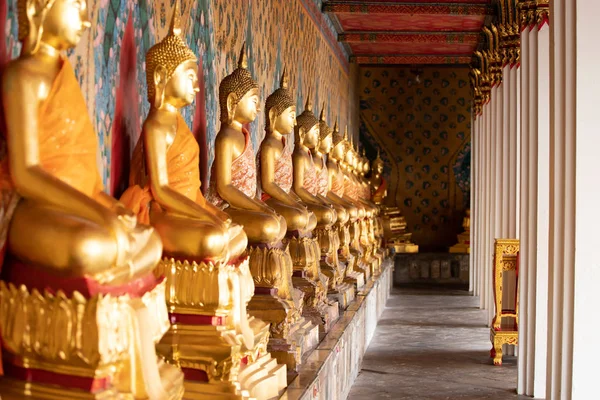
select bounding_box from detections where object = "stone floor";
[348,285,531,400]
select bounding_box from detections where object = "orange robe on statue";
[121,113,207,224]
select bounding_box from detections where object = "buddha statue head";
[331,119,346,162]
[372,150,384,176]
[146,0,198,109]
[295,92,320,149]
[18,0,91,54]
[219,43,260,125]
[361,149,370,177]
[317,104,333,155]
[265,67,296,135]
[343,128,355,170]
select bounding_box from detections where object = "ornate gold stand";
[0,271,183,400]
[154,257,286,399]
[348,221,371,283]
[339,224,366,290]
[489,239,519,366]
[246,245,319,374]
[315,226,356,309]
[288,235,339,336]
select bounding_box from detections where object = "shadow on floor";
[347,285,536,400]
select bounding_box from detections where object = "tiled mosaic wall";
[359,66,471,250]
[2,0,353,194]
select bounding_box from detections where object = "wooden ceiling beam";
[349,54,473,64]
[339,31,480,43]
[323,1,495,16]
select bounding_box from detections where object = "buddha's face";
[375,162,384,175]
[363,159,370,174]
[41,0,90,50]
[274,106,296,135]
[234,88,260,124]
[164,60,199,108]
[344,145,353,165]
[303,124,319,149]
[319,134,333,154]
[332,142,345,161]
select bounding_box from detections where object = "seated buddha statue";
[258,68,316,234]
[292,96,336,228]
[121,13,286,399]
[369,151,388,205]
[312,107,357,304]
[207,45,286,246]
[326,121,365,289]
[0,0,182,398]
[328,121,359,223]
[121,4,247,266]
[313,106,348,227]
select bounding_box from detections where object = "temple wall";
[359,66,471,251]
[1,0,354,194]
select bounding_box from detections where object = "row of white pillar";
[471,1,600,398]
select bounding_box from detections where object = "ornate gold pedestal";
[246,245,319,374]
[315,226,356,310]
[288,235,340,336]
[349,221,371,283]
[339,224,365,290]
[489,239,519,366]
[154,257,286,398]
[0,272,183,400]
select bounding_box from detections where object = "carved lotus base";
[154,256,284,395]
[327,282,356,311]
[0,277,183,400]
[246,245,316,374]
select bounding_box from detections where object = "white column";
[509,64,520,238]
[572,0,600,397]
[470,110,476,293]
[547,0,575,396]
[517,21,550,398]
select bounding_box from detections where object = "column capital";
[518,0,549,30]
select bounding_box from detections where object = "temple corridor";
[348,285,528,400]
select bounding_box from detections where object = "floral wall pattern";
[2,0,353,195]
[359,66,471,250]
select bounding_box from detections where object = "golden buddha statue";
[207,44,312,383]
[327,121,365,290]
[450,209,471,254]
[312,107,356,307]
[119,7,284,398]
[251,68,320,372]
[292,95,337,228]
[290,94,340,333]
[370,151,388,205]
[259,68,316,234]
[0,0,183,398]
[207,45,286,245]
[369,151,418,254]
[340,130,371,281]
